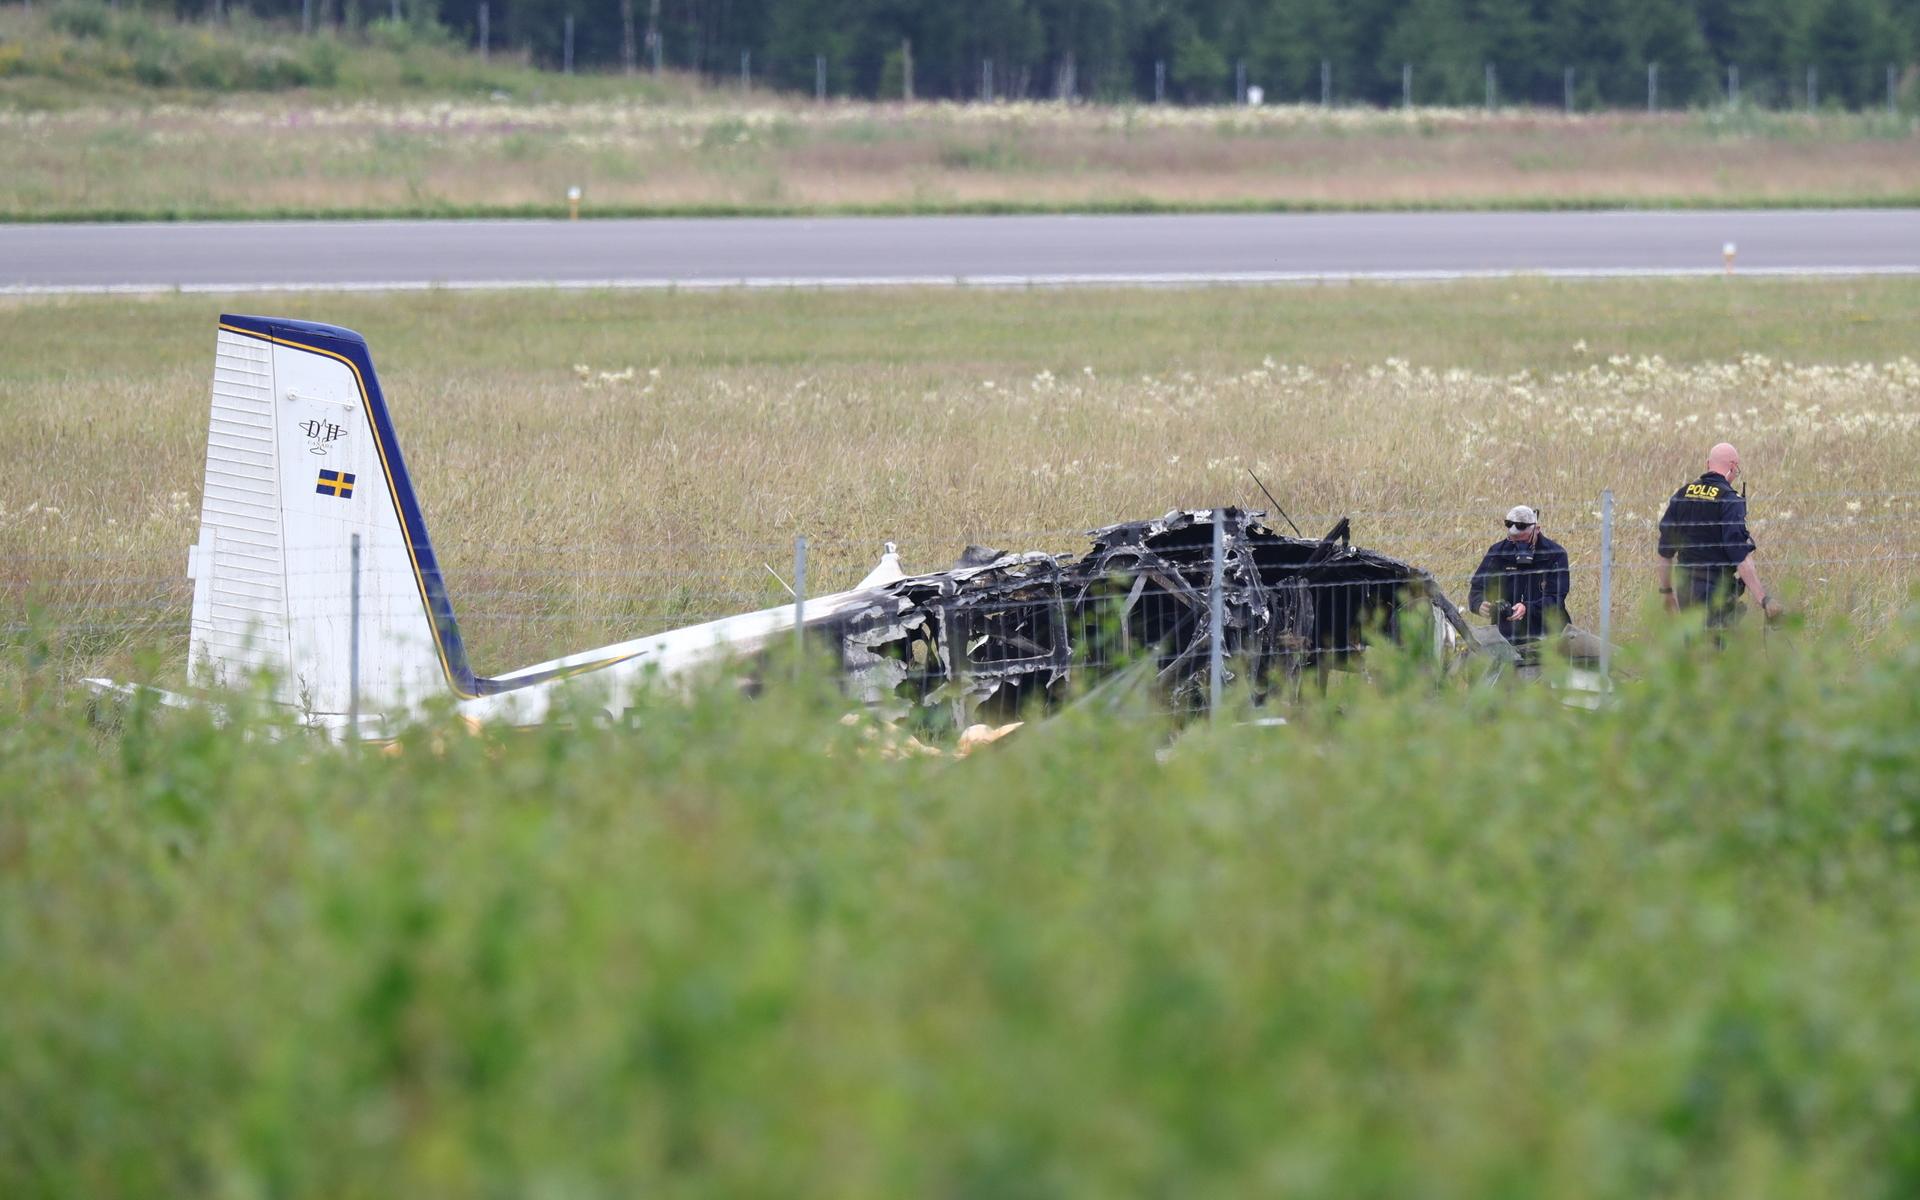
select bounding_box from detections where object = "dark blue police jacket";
[1467,534,1571,643]
[1657,471,1755,609]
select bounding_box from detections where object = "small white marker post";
[1723,241,1737,275]
[567,185,582,221]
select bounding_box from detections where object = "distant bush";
[299,34,341,86]
[8,5,356,92]
[0,3,699,105]
[46,1,110,41]
[364,15,460,56]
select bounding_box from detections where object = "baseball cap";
[1505,505,1538,526]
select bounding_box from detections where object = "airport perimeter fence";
[667,53,1919,116]
[12,487,1919,722]
[529,34,1918,115]
[420,7,1918,115]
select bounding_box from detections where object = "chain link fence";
[14,490,1915,726]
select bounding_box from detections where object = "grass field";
[4,8,1920,220]
[7,593,1920,1197]
[8,279,1920,1197]
[5,277,1920,687]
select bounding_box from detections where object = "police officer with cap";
[1468,505,1572,654]
[1657,442,1780,626]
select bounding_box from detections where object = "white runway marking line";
[6,264,1920,296]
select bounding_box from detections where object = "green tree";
[1472,0,1540,103]
[1811,0,1906,104]
[1546,0,1638,104]
[1626,0,1716,106]
[1380,0,1483,103]
[1170,21,1230,98]
[1253,0,1351,101]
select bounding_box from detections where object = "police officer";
[1657,442,1780,626]
[1468,505,1572,654]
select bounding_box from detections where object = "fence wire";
[12,494,1916,724]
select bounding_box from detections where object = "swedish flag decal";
[316,469,356,499]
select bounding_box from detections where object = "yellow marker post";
[1722,241,1737,275]
[568,185,582,221]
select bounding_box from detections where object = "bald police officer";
[1657,442,1780,627]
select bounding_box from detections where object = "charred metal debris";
[819,507,1493,722]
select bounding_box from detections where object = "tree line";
[138,0,1920,108]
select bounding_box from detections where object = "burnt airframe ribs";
[825,507,1479,721]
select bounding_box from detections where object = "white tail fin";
[188,316,468,714]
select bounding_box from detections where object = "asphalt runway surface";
[4,210,1917,293]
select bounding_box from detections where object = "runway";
[4,209,1916,293]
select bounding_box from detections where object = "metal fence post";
[1728,63,1739,106]
[349,532,361,738]
[792,535,807,672]
[1321,58,1331,106]
[563,14,574,74]
[741,48,750,90]
[477,3,489,61]
[816,53,826,101]
[1807,65,1817,109]
[1597,490,1614,684]
[1155,59,1165,103]
[1235,58,1246,105]
[1485,62,1495,110]
[302,0,311,35]
[1564,65,1574,113]
[1647,61,1658,111]
[1402,61,1412,108]
[1209,513,1225,716]
[943,606,970,729]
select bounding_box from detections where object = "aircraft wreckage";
[824,506,1488,723]
[86,316,1512,735]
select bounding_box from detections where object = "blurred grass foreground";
[6,611,1920,1198]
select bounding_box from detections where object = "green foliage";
[1170,26,1229,100]
[0,5,688,105]
[1380,0,1484,104]
[47,1,112,41]
[7,617,1920,1194]
[2,0,1915,107]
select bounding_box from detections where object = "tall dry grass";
[3,99,1919,218]
[4,280,1918,681]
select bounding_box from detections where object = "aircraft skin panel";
[452,582,887,724]
[266,330,446,715]
[188,329,291,694]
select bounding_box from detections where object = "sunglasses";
[1505,521,1535,530]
